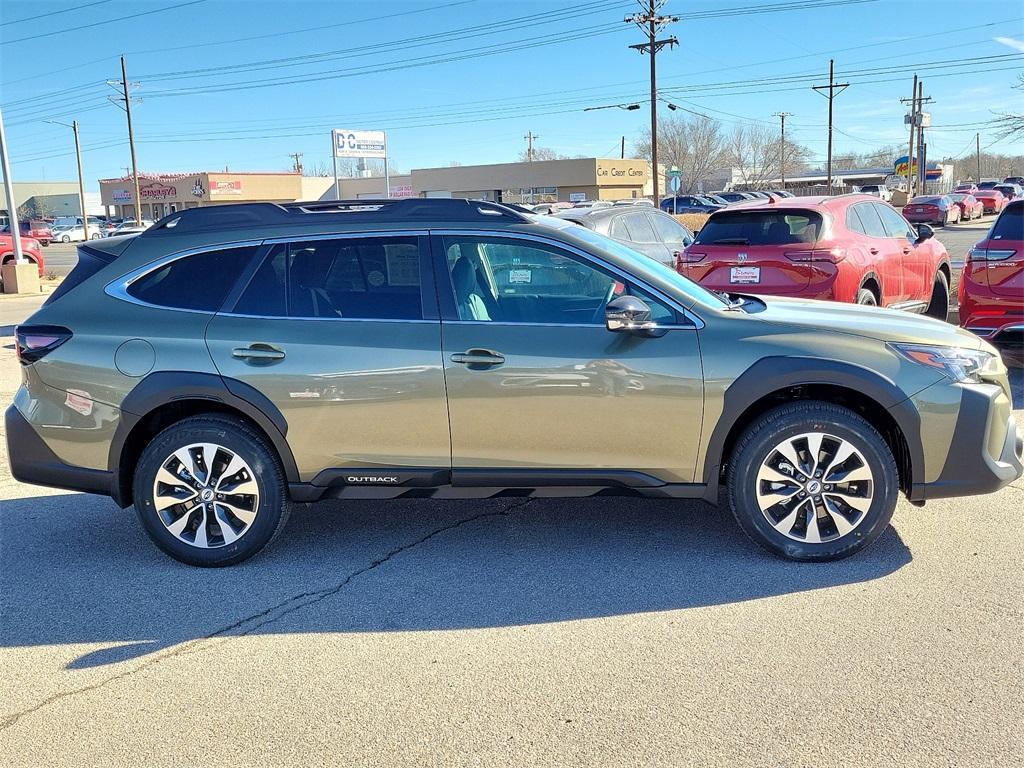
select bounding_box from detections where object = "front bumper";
[5,405,114,497]
[909,384,1023,501]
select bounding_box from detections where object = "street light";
[44,119,89,240]
[583,102,642,112]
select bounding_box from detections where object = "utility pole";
[523,131,537,162]
[812,59,849,192]
[108,57,142,223]
[976,132,981,182]
[626,0,678,204]
[902,75,917,197]
[46,119,89,239]
[773,112,792,188]
[620,135,625,159]
[288,152,304,174]
[0,106,25,264]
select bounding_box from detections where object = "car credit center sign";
[333,129,387,159]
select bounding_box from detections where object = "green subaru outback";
[7,199,1022,566]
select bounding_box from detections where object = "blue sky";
[1,0,1022,190]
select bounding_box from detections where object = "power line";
[0,0,208,47]
[0,0,112,27]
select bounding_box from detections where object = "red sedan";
[949,193,985,221]
[974,189,1008,214]
[902,195,960,225]
[0,234,46,277]
[959,199,1024,366]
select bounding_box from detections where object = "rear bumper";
[909,384,1023,501]
[5,404,113,497]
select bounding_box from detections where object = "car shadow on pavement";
[1008,365,1023,409]
[0,492,911,669]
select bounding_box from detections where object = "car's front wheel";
[133,415,289,566]
[925,270,949,320]
[61,235,70,243]
[726,402,899,561]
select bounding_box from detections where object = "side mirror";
[916,223,934,242]
[606,295,661,336]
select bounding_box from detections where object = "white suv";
[858,185,892,202]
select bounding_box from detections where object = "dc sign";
[333,129,387,159]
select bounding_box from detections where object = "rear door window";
[233,236,424,319]
[650,211,693,249]
[621,212,659,243]
[850,203,887,238]
[127,246,260,312]
[693,210,822,245]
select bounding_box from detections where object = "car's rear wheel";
[856,288,877,306]
[925,270,950,320]
[133,415,289,566]
[726,401,899,561]
[61,235,70,243]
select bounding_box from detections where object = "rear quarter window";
[126,246,259,311]
[693,210,822,245]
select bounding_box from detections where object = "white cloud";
[994,36,1024,53]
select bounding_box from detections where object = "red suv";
[0,233,46,277]
[959,199,1024,365]
[676,194,951,317]
[2,220,52,247]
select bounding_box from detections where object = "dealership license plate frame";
[730,266,761,284]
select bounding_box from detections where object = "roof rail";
[145,198,531,235]
[282,197,531,222]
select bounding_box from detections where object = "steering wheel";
[592,280,619,324]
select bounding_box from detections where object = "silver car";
[554,205,694,268]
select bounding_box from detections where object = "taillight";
[968,248,1017,262]
[679,250,706,264]
[784,249,846,263]
[15,325,72,365]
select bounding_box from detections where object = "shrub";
[674,213,710,232]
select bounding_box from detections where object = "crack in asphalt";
[0,499,530,733]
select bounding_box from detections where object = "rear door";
[684,209,821,295]
[205,232,450,483]
[608,211,672,267]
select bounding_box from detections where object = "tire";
[133,415,289,567]
[61,235,70,243]
[925,270,950,320]
[726,401,899,562]
[90,233,100,240]
[856,287,878,306]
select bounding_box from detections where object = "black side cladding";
[43,243,120,306]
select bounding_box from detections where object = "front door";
[874,202,929,303]
[205,233,450,482]
[434,233,704,486]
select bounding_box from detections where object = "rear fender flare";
[109,371,298,505]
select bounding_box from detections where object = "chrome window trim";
[106,231,430,317]
[220,313,436,324]
[432,228,705,329]
[104,239,266,314]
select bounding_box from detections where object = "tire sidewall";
[728,407,899,562]
[133,418,285,567]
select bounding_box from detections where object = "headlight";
[891,343,1001,384]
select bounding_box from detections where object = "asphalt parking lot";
[1,292,1021,767]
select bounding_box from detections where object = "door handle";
[232,344,285,361]
[902,247,912,255]
[451,349,505,366]
[868,247,879,255]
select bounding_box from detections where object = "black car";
[659,195,723,214]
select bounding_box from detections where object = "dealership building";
[98,159,655,218]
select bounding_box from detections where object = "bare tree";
[634,114,728,193]
[831,144,901,171]
[517,146,567,162]
[725,124,811,188]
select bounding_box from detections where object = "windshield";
[532,215,729,307]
